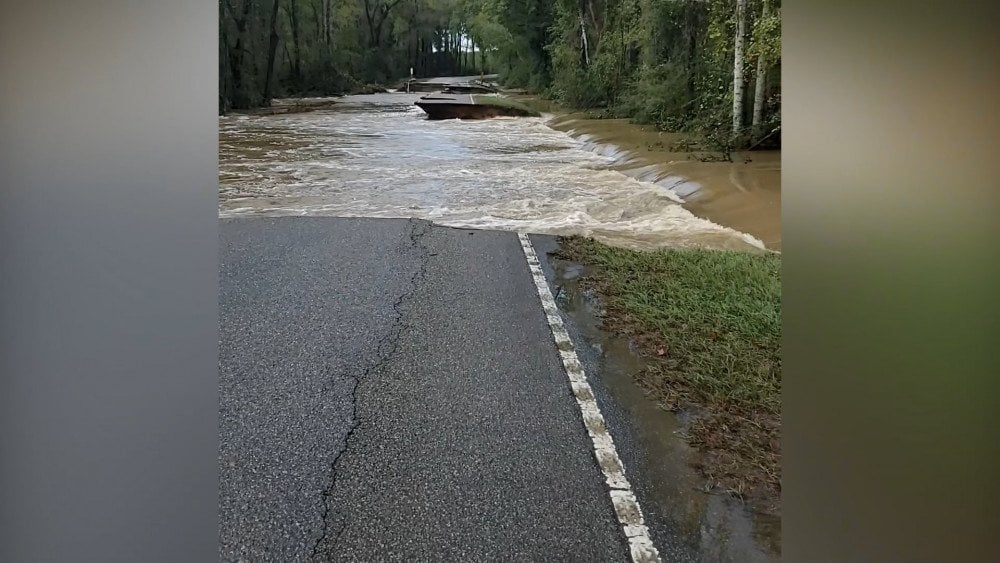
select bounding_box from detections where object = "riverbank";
[554,236,782,515]
[512,94,782,251]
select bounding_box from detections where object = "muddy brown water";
[547,115,781,250]
[220,92,779,252]
[510,94,781,250]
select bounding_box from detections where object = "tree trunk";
[263,0,282,105]
[579,11,590,67]
[228,0,254,108]
[732,0,747,135]
[751,0,770,137]
[363,0,377,47]
[684,0,700,113]
[288,0,301,85]
[417,36,422,76]
[219,0,230,113]
[323,0,331,46]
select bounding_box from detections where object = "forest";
[220,0,781,147]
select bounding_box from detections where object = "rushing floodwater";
[220,93,765,251]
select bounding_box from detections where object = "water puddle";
[550,254,780,561]
[219,93,766,251]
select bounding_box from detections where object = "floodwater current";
[219,93,773,252]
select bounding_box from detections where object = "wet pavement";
[220,218,628,562]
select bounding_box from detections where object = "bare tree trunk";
[263,0,282,105]
[226,0,255,108]
[363,0,377,47]
[684,0,700,113]
[579,10,590,67]
[286,0,302,86]
[471,37,477,75]
[322,0,330,46]
[219,0,230,113]
[732,0,747,135]
[365,0,402,50]
[451,32,457,73]
[587,0,599,36]
[751,0,770,137]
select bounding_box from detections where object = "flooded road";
[219,91,782,560]
[219,93,772,251]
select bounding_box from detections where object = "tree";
[732,0,747,136]
[363,0,406,48]
[262,0,282,104]
[283,0,302,87]
[751,0,780,139]
[218,0,781,147]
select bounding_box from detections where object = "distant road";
[219,217,640,562]
[411,74,499,85]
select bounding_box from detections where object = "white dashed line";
[517,233,661,563]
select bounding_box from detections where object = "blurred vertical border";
[784,0,999,560]
[0,1,217,562]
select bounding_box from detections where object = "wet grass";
[555,236,781,512]
[471,95,541,117]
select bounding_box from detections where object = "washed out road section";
[219,217,628,562]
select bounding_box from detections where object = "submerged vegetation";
[220,0,781,147]
[555,236,781,510]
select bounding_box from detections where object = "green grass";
[471,95,541,116]
[555,236,782,507]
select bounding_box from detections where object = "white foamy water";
[219,93,764,251]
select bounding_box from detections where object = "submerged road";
[219,217,650,562]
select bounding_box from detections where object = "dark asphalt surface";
[219,217,629,562]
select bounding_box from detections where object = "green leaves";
[749,4,780,62]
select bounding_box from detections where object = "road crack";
[308,219,433,561]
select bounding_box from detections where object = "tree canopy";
[219,0,781,145]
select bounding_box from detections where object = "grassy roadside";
[554,236,781,512]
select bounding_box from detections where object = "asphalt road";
[219,217,630,562]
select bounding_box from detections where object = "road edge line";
[517,232,661,563]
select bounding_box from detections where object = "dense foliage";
[219,0,781,146]
[469,0,781,146]
[220,0,492,111]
